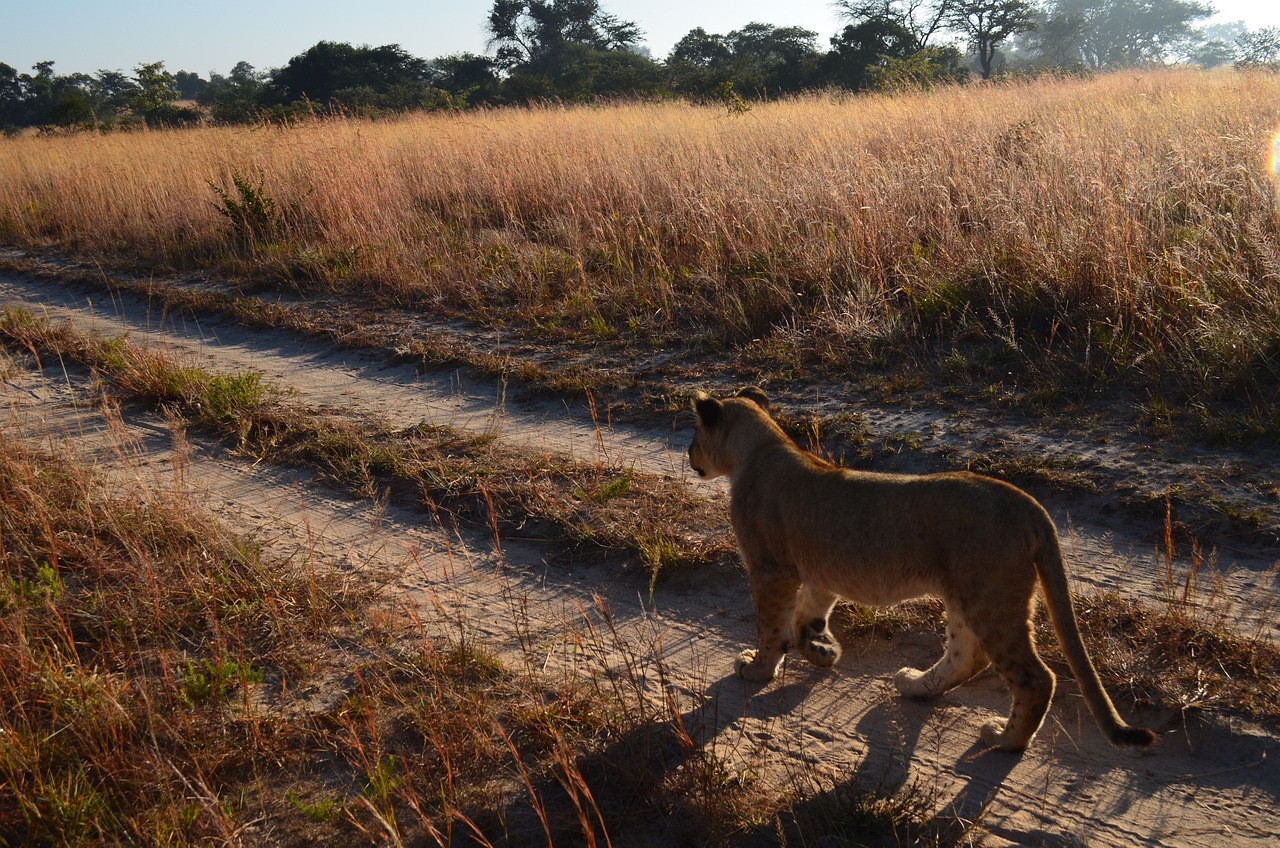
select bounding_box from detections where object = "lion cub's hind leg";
[970,615,1055,752]
[795,584,842,669]
[894,608,990,698]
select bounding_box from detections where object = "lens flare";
[1272,124,1280,207]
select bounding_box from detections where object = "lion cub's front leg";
[736,572,801,682]
[795,584,842,668]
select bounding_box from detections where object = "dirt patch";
[3,267,1279,846]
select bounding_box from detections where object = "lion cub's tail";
[1034,529,1157,748]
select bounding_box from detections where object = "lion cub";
[688,387,1155,752]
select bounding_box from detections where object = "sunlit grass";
[3,70,1279,419]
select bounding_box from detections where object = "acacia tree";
[200,61,269,122]
[667,23,821,97]
[429,53,504,105]
[126,61,191,125]
[946,0,1038,77]
[824,16,926,90]
[666,27,734,94]
[725,23,822,94]
[91,70,137,116]
[834,0,955,49]
[270,42,434,105]
[487,0,640,68]
[1235,27,1280,68]
[486,0,660,101]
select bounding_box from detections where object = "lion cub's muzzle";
[687,444,707,478]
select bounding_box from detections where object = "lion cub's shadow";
[696,658,1022,837]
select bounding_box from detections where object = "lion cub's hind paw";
[893,667,935,698]
[734,649,778,683]
[799,635,842,669]
[979,718,1032,752]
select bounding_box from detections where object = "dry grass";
[2,70,1279,419]
[0,349,787,847]
[0,410,371,844]
[0,436,742,846]
[0,307,732,581]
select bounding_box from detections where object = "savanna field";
[2,68,1279,417]
[3,68,1280,846]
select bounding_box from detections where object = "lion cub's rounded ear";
[736,386,769,411]
[693,392,723,428]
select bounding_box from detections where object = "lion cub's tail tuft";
[1112,725,1158,747]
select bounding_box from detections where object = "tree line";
[4,0,1279,131]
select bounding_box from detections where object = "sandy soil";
[3,269,1278,847]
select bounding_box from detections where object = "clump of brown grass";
[0,420,367,844]
[1024,496,1280,727]
[1070,588,1280,723]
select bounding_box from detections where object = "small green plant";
[0,304,49,335]
[595,470,632,501]
[95,336,130,372]
[285,790,344,823]
[717,81,751,116]
[209,168,280,248]
[575,469,633,503]
[640,532,683,597]
[587,313,614,339]
[41,765,110,842]
[199,370,269,422]
[358,754,402,835]
[2,562,64,607]
[178,657,263,706]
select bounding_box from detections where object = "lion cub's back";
[766,467,1049,598]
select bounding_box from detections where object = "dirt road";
[3,268,1277,846]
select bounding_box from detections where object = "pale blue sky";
[4,0,1279,77]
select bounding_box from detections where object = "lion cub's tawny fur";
[688,387,1155,752]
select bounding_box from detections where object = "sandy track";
[3,271,1279,846]
[2,271,1274,636]
[0,273,690,479]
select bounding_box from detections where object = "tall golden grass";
[2,68,1279,405]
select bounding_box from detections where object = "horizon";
[5,0,1280,79]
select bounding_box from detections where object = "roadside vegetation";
[0,392,768,847]
[4,307,1278,727]
[0,306,728,577]
[2,70,1279,442]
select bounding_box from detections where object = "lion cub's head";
[688,386,771,480]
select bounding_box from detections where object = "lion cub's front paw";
[734,649,777,683]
